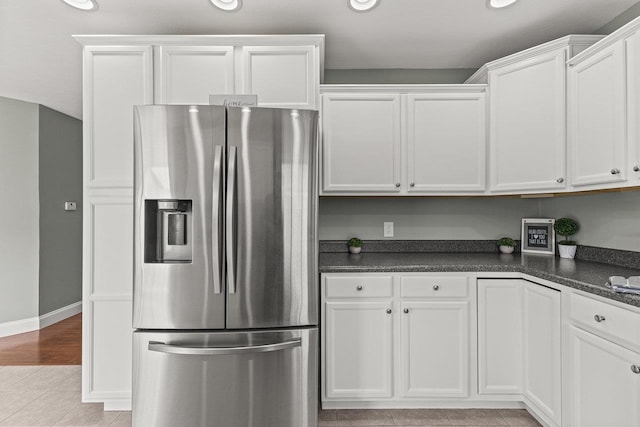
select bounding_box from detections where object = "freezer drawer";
[132,328,318,427]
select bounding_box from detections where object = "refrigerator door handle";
[212,145,223,294]
[148,338,301,356]
[226,146,237,294]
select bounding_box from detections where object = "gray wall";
[319,197,540,241]
[324,68,476,84]
[0,97,40,323]
[597,1,640,34]
[540,191,640,252]
[38,105,82,315]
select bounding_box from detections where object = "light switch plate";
[65,201,77,211]
[383,222,394,238]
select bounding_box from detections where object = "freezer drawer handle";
[226,146,237,294]
[212,145,223,294]
[148,338,302,356]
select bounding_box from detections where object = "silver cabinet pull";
[634,166,640,172]
[212,145,223,294]
[409,182,415,187]
[226,146,238,294]
[611,168,621,175]
[433,285,440,291]
[403,308,409,314]
[557,177,564,183]
[356,285,363,291]
[631,365,640,374]
[149,338,301,356]
[594,314,606,322]
[386,308,392,314]
[395,182,401,188]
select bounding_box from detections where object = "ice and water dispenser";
[144,200,193,263]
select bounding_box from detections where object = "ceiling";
[0,0,637,120]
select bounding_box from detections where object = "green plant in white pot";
[497,237,516,254]
[347,237,363,254]
[554,217,579,259]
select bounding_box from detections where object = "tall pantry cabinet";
[75,35,324,409]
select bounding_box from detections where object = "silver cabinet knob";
[409,182,415,187]
[356,285,363,291]
[611,168,621,175]
[395,182,401,188]
[557,177,564,183]
[433,285,440,291]
[403,308,409,314]
[631,365,640,374]
[594,314,606,322]
[634,166,640,172]
[386,308,392,314]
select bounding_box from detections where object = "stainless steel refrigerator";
[132,105,318,427]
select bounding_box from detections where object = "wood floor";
[0,314,82,365]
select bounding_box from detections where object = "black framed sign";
[521,218,555,255]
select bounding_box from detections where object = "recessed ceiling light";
[60,0,98,11]
[487,0,518,8]
[349,0,380,12]
[210,0,242,12]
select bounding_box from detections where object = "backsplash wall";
[540,191,640,252]
[319,197,540,241]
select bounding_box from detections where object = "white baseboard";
[0,317,40,338]
[0,301,82,338]
[39,301,82,329]
[103,399,132,411]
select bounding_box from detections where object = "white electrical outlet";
[383,222,394,238]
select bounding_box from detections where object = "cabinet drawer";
[400,276,469,298]
[325,275,393,298]
[570,293,640,349]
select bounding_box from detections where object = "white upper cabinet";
[241,46,319,109]
[406,90,486,193]
[320,85,487,196]
[155,46,235,104]
[466,36,603,194]
[568,40,627,187]
[321,92,402,193]
[84,46,154,189]
[627,30,640,184]
[488,50,567,192]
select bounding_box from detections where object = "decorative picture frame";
[521,218,556,255]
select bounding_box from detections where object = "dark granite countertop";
[319,252,640,308]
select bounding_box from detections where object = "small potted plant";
[347,237,363,254]
[497,237,516,254]
[554,217,579,259]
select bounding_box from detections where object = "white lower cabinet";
[325,301,394,399]
[400,301,469,397]
[322,273,472,404]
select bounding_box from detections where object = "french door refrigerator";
[132,105,318,427]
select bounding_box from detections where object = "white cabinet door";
[321,94,401,193]
[241,46,318,109]
[523,283,561,424]
[489,50,567,192]
[84,46,153,189]
[566,326,640,427]
[627,32,640,184]
[569,41,627,187]
[406,92,486,193]
[477,279,523,394]
[400,301,469,397]
[325,301,394,399]
[155,46,234,104]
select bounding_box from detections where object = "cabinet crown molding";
[320,84,487,94]
[73,34,325,47]
[568,15,640,66]
[466,34,605,83]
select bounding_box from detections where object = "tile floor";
[319,408,542,426]
[0,366,130,426]
[0,365,541,427]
